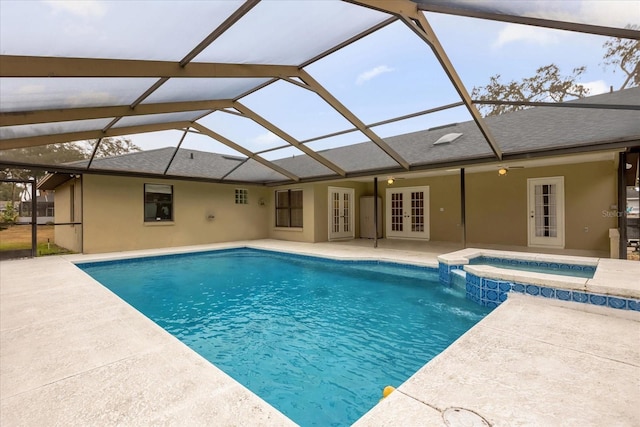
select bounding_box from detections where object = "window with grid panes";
[235,188,248,205]
[275,189,303,227]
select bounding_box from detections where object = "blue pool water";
[469,256,596,278]
[78,248,490,426]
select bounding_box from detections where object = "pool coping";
[438,248,640,300]
[2,240,639,426]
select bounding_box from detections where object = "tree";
[601,24,639,90]
[471,64,589,117]
[0,137,140,202]
[472,29,639,117]
[94,137,141,158]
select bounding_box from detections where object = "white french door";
[385,186,430,239]
[328,187,354,240]
[527,177,565,248]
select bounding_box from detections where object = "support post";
[618,152,627,259]
[460,168,466,248]
[374,177,378,249]
[31,179,37,258]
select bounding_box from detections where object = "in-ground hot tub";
[438,249,639,311]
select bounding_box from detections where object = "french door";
[328,187,354,240]
[527,177,565,248]
[385,186,430,239]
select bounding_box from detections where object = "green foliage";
[37,242,73,256]
[0,182,17,201]
[471,64,589,117]
[95,137,141,158]
[472,29,639,117]
[1,201,19,223]
[0,137,140,199]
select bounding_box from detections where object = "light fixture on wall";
[387,177,395,185]
[498,167,508,176]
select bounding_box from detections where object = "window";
[235,188,248,205]
[275,189,303,228]
[144,184,173,222]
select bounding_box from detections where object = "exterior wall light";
[498,168,508,176]
[387,177,395,185]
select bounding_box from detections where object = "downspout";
[373,177,378,249]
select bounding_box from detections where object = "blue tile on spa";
[589,294,607,306]
[572,291,588,303]
[512,283,525,293]
[540,287,555,298]
[526,285,540,296]
[607,297,626,310]
[485,280,498,290]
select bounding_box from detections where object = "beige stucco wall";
[362,174,463,242]
[53,177,83,253]
[81,175,270,253]
[265,180,371,243]
[267,183,317,243]
[356,160,616,253]
[466,161,617,251]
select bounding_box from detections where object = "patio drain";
[442,407,491,427]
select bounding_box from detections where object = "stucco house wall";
[53,177,83,253]
[52,158,617,255]
[267,182,317,243]
[465,161,617,252]
[79,175,270,254]
[353,159,616,253]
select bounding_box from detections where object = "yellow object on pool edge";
[382,386,395,398]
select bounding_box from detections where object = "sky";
[1,0,638,161]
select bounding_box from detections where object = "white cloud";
[45,0,107,18]
[17,84,46,95]
[356,65,395,85]
[581,80,610,96]
[493,24,558,49]
[251,132,282,145]
[66,91,115,107]
[546,1,636,29]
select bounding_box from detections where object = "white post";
[609,228,620,259]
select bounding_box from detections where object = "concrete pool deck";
[1,239,639,426]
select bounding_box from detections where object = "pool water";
[469,256,596,278]
[78,248,490,426]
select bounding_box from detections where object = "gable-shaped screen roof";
[1,0,639,185]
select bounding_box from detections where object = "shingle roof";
[279,87,640,173]
[55,87,640,185]
[70,147,287,182]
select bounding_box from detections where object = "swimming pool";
[78,248,490,426]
